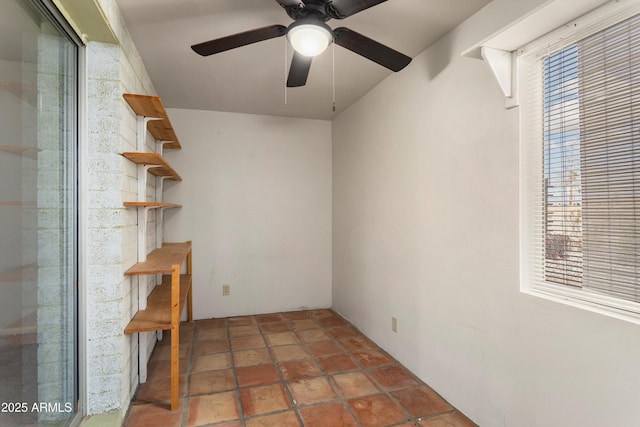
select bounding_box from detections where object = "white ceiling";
[115,0,492,120]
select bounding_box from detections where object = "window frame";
[518,1,640,324]
[34,0,85,423]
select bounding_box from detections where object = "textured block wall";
[85,0,158,416]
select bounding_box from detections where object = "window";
[520,4,640,322]
[0,0,80,425]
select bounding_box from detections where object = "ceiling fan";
[191,0,412,87]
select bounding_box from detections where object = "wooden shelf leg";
[187,292,193,323]
[170,328,179,410]
[187,243,193,322]
[170,266,180,411]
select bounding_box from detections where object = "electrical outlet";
[391,316,397,333]
[222,284,230,296]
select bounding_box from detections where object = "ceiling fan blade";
[326,0,387,19]
[333,27,411,72]
[287,51,313,87]
[274,0,303,8]
[191,25,287,56]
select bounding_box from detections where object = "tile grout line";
[125,310,477,427]
[227,316,249,425]
[265,313,307,426]
[303,311,419,426]
[233,314,300,425]
[327,312,412,426]
[232,313,323,425]
[327,312,426,425]
[180,322,196,427]
[288,311,355,426]
[294,315,365,427]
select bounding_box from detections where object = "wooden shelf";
[123,91,187,412]
[0,201,36,206]
[0,146,39,159]
[125,242,192,276]
[0,264,37,282]
[122,152,182,181]
[0,80,37,107]
[123,93,181,149]
[0,325,38,337]
[124,274,192,333]
[1,311,37,345]
[123,202,182,209]
[124,241,192,411]
[148,122,181,150]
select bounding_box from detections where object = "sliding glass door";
[0,1,79,425]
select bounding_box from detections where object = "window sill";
[521,285,640,326]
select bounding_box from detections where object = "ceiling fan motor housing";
[282,0,341,22]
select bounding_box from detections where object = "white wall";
[164,109,332,319]
[332,2,640,427]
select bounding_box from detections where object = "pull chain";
[332,40,336,112]
[284,37,288,105]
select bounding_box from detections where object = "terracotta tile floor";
[123,309,476,427]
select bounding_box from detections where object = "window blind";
[522,9,640,312]
[576,14,640,302]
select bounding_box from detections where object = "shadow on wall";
[414,30,456,81]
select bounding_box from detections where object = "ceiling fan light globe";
[288,24,332,57]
